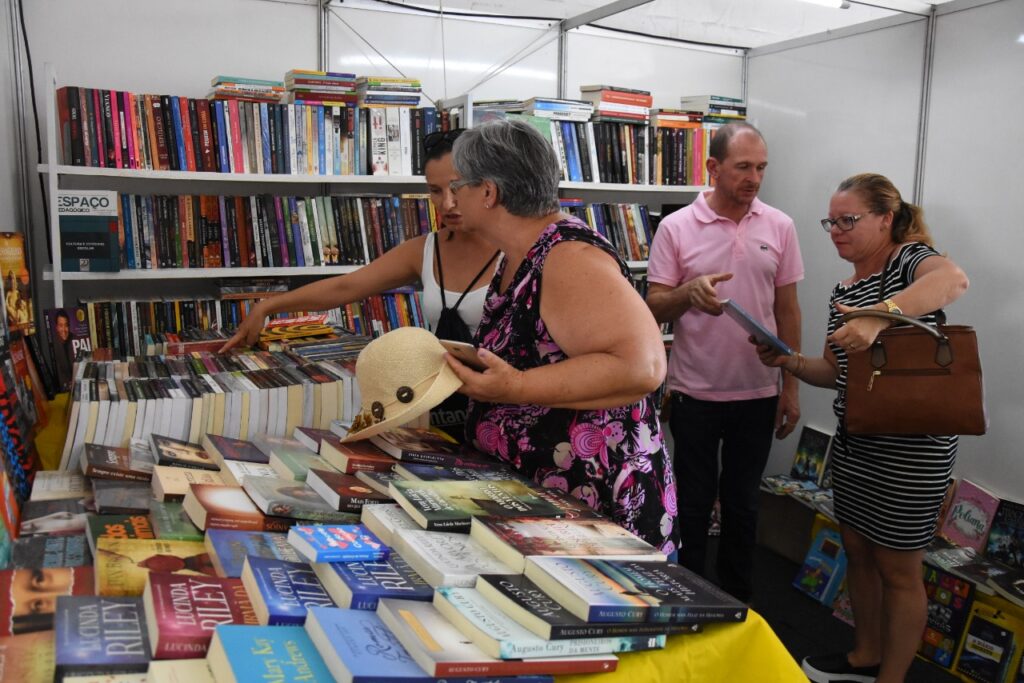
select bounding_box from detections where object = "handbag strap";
[839,310,953,368]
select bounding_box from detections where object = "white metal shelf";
[560,181,706,194]
[43,265,360,281]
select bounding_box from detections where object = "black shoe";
[801,653,880,682]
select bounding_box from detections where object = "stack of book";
[284,69,358,107]
[678,94,747,127]
[208,75,284,104]
[580,85,652,125]
[2,414,756,682]
[356,76,422,108]
[759,425,835,520]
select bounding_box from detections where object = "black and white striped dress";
[827,242,957,550]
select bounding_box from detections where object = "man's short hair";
[708,122,766,162]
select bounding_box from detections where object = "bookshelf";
[42,66,706,309]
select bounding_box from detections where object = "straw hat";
[341,327,464,442]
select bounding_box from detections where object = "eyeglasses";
[423,129,464,154]
[821,214,867,232]
[448,179,479,194]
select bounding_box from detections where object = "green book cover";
[149,500,204,541]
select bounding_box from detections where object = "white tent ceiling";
[387,0,954,48]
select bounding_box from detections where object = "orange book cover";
[179,97,197,172]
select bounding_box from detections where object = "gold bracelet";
[787,352,805,377]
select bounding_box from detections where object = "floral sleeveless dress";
[466,217,677,553]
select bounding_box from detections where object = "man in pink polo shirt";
[646,122,803,602]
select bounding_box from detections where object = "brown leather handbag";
[841,310,987,435]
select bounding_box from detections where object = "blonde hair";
[836,173,933,247]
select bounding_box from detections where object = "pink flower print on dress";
[541,473,569,492]
[571,483,600,509]
[569,421,625,470]
[553,442,574,470]
[663,481,678,517]
[475,421,508,460]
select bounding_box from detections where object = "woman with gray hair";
[443,119,677,553]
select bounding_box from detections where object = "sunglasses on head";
[423,129,464,154]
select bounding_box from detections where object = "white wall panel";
[922,0,1024,499]
[747,19,927,479]
[0,5,20,231]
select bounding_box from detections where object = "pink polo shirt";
[647,192,803,401]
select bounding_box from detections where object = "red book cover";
[196,100,216,172]
[0,566,94,637]
[234,196,253,267]
[590,90,653,107]
[149,95,169,170]
[92,88,106,167]
[179,97,197,172]
[110,90,124,169]
[227,99,245,173]
[55,86,72,164]
[143,573,257,658]
[123,91,137,169]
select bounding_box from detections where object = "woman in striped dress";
[757,173,969,683]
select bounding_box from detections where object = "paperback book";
[149,434,219,471]
[182,483,291,532]
[81,443,154,482]
[319,436,395,473]
[242,476,360,523]
[201,433,269,465]
[369,427,496,468]
[240,555,335,625]
[394,528,515,588]
[789,425,833,486]
[19,497,89,536]
[955,603,1019,683]
[269,448,334,482]
[204,529,303,578]
[86,513,155,555]
[149,500,204,542]
[939,479,1001,552]
[360,502,418,545]
[56,190,120,273]
[11,533,91,569]
[919,562,975,669]
[94,537,215,596]
[389,479,563,532]
[206,624,332,683]
[286,523,388,563]
[53,596,151,679]
[312,552,432,610]
[793,527,848,606]
[0,566,93,636]
[985,498,1024,570]
[27,470,88,500]
[355,469,403,497]
[307,468,391,512]
[92,479,151,515]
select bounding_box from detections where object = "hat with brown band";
[341,327,464,442]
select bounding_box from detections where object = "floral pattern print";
[466,217,677,553]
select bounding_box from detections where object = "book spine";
[110,90,124,168]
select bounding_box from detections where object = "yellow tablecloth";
[559,610,805,683]
[36,393,70,471]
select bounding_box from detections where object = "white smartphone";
[439,340,488,371]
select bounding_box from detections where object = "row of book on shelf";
[787,475,1024,682]
[59,189,659,274]
[58,73,744,186]
[0,413,748,682]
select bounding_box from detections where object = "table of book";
[32,395,804,681]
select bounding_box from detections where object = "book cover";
[201,433,269,465]
[149,500,204,542]
[269,448,332,482]
[369,427,496,468]
[526,558,747,624]
[389,480,563,532]
[57,191,121,273]
[53,596,151,678]
[320,437,395,474]
[394,528,514,588]
[0,233,36,335]
[146,658,216,683]
[793,528,847,606]
[292,426,335,453]
[376,598,619,677]
[360,503,418,545]
[241,476,359,523]
[474,573,699,640]
[312,552,431,610]
[919,562,975,669]
[206,624,332,683]
[286,524,388,563]
[45,306,92,392]
[219,459,278,487]
[988,568,1024,609]
[92,480,152,515]
[956,604,1018,683]
[142,573,257,659]
[355,469,403,497]
[28,470,88,501]
[306,468,390,512]
[939,480,1001,552]
[789,425,833,486]
[240,556,334,625]
[11,533,92,569]
[393,462,527,483]
[985,498,1024,571]
[86,514,155,555]
[82,443,153,482]
[204,529,303,578]
[434,586,666,659]
[182,483,290,532]
[151,465,226,502]
[0,566,93,637]
[0,630,56,682]
[149,434,219,471]
[19,497,89,536]
[94,537,215,596]
[469,516,666,573]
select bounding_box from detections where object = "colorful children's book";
[939,479,1001,552]
[789,425,833,486]
[793,528,847,606]
[240,556,334,625]
[142,573,257,659]
[919,562,975,669]
[286,524,388,563]
[53,596,151,679]
[312,552,432,610]
[389,479,563,532]
[206,624,332,683]
[204,529,303,578]
[94,537,215,596]
[376,598,619,677]
[0,566,93,636]
[525,558,747,624]
[985,498,1024,571]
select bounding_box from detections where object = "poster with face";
[43,308,92,393]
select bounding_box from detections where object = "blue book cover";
[793,528,847,606]
[304,607,554,683]
[206,529,303,578]
[287,524,389,564]
[169,96,187,173]
[241,556,334,625]
[214,101,230,173]
[562,121,583,182]
[260,103,272,174]
[317,105,327,175]
[288,196,306,266]
[210,624,332,682]
[54,595,151,677]
[314,553,432,610]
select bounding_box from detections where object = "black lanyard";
[434,234,500,314]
